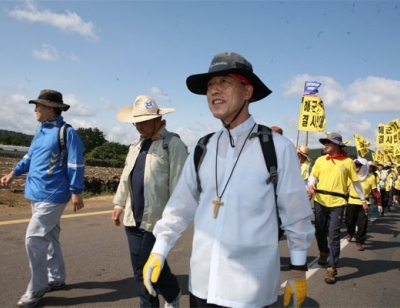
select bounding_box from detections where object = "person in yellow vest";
[308,132,368,284]
[383,162,395,214]
[345,158,382,251]
[297,145,312,187]
[391,166,400,205]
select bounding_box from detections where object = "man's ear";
[244,84,254,101]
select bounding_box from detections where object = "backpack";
[193,124,284,240]
[58,122,71,167]
[162,132,180,152]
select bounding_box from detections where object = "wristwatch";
[290,263,308,271]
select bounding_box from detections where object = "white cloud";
[32,44,59,61]
[283,74,400,114]
[99,96,116,110]
[8,0,98,41]
[341,77,400,113]
[62,93,95,117]
[0,91,37,134]
[105,125,138,145]
[151,87,170,101]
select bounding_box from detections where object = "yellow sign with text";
[298,96,326,132]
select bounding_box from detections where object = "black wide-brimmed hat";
[29,89,70,111]
[186,52,272,102]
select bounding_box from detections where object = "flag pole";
[305,131,309,147]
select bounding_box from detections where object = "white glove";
[378,206,383,213]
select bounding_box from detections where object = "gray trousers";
[314,201,345,268]
[25,201,67,295]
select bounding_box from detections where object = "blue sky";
[1,0,400,152]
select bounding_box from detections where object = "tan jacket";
[113,126,188,231]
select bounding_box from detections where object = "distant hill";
[0,129,33,147]
[0,129,33,138]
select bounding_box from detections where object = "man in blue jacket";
[0,89,85,308]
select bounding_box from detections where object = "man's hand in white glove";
[143,253,165,296]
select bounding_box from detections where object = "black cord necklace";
[212,123,256,218]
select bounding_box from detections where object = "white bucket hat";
[116,95,175,123]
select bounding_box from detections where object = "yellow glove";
[283,270,307,308]
[143,253,165,297]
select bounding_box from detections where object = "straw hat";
[297,145,311,161]
[116,95,175,123]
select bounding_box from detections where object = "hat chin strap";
[221,100,248,148]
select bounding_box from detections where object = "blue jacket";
[13,116,85,203]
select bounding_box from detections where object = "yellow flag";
[388,119,400,145]
[375,150,385,164]
[376,123,385,147]
[298,96,326,132]
[354,134,370,157]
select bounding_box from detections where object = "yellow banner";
[376,119,400,147]
[375,150,385,164]
[376,123,385,147]
[354,134,370,157]
[388,119,400,145]
[298,96,326,132]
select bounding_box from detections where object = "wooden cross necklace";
[213,123,256,218]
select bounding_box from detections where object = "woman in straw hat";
[297,145,312,187]
[111,95,188,307]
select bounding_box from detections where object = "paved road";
[1,203,399,307]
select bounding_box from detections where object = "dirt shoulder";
[0,193,115,217]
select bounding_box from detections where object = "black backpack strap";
[193,132,215,193]
[249,125,277,192]
[250,124,283,240]
[162,132,180,152]
[58,122,71,167]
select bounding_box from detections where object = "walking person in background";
[345,158,382,251]
[391,166,400,205]
[271,125,283,135]
[308,132,368,284]
[376,162,387,216]
[297,145,312,187]
[0,89,85,308]
[384,162,395,213]
[368,161,382,220]
[143,52,314,307]
[111,95,188,308]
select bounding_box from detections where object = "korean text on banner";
[354,134,370,157]
[298,95,326,132]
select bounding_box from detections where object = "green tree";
[86,141,129,166]
[76,127,107,154]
